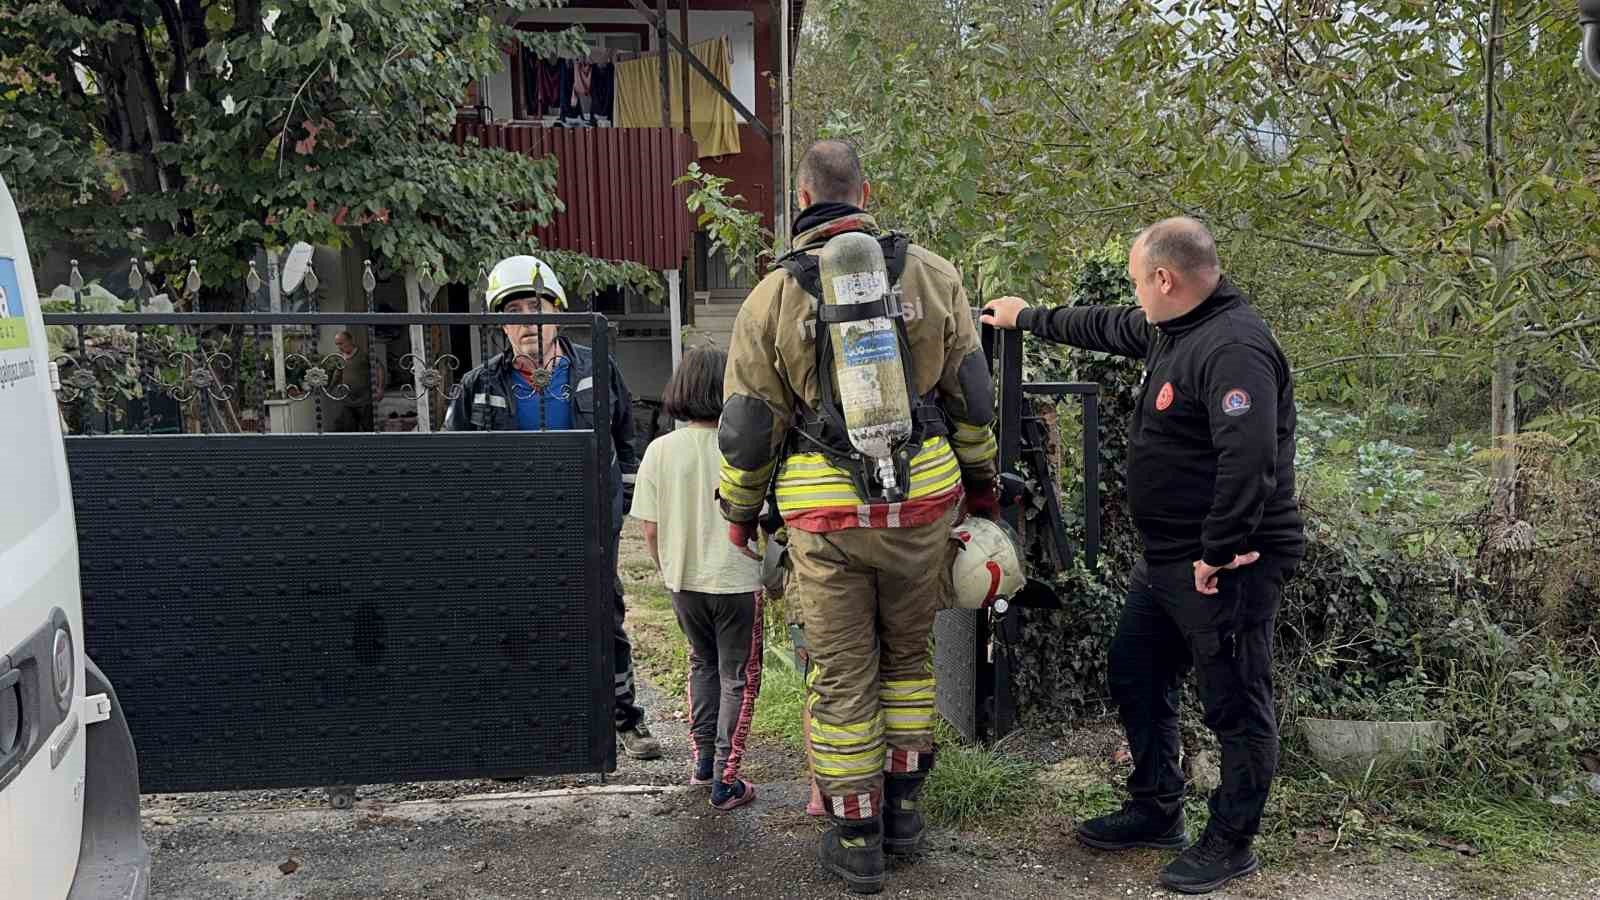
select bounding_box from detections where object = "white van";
[0,175,150,899]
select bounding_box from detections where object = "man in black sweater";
[982,217,1303,895]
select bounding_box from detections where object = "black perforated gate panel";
[66,433,615,793]
[934,608,982,743]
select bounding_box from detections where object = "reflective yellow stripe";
[814,755,886,779]
[720,458,775,489]
[774,438,963,513]
[884,717,934,733]
[951,419,998,462]
[951,423,998,465]
[775,484,858,500]
[718,457,774,515]
[882,679,935,701]
[781,457,848,474]
[811,738,887,760]
[812,732,884,752]
[952,420,994,443]
[809,717,883,742]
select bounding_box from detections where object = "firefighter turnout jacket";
[718,211,998,533]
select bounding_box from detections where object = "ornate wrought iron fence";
[41,256,606,438]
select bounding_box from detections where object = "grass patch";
[1260,766,1600,872]
[624,579,689,699]
[751,652,807,751]
[922,723,1042,828]
[1397,790,1600,869]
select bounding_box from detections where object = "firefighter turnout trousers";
[788,504,956,817]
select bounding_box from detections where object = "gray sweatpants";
[670,590,764,783]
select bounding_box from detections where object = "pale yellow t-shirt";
[628,425,762,594]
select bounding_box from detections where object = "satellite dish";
[281,242,315,293]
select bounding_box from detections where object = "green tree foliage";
[796,0,1600,504]
[0,0,656,298]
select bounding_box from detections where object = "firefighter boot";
[819,813,885,894]
[882,772,928,857]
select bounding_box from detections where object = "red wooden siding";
[453,123,696,271]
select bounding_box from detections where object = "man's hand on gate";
[1193,552,1260,595]
[728,521,760,560]
[979,296,1030,330]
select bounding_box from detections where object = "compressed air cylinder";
[817,232,914,498]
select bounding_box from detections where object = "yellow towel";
[615,36,742,159]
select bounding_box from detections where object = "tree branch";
[1294,351,1463,376]
[1519,317,1600,341]
[1255,232,1382,258]
[1484,0,1502,205]
[180,0,210,75]
[277,59,327,178]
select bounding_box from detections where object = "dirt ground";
[141,681,1599,900]
[142,522,1598,899]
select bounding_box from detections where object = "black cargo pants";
[1108,555,1298,842]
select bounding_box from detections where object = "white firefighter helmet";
[949,518,1026,611]
[486,254,567,311]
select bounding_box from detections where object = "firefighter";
[446,254,662,763]
[981,217,1304,895]
[719,140,999,894]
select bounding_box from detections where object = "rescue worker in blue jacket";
[446,254,662,762]
[983,217,1304,895]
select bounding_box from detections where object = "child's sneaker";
[709,777,757,811]
[689,755,714,786]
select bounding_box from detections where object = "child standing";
[628,348,762,810]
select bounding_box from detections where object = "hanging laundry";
[615,36,742,157]
[535,58,563,116]
[522,47,541,113]
[557,59,581,121]
[590,63,617,122]
[573,61,594,107]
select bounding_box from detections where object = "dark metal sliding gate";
[934,324,1102,743]
[46,309,620,792]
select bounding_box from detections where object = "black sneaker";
[1076,801,1190,851]
[1159,828,1259,894]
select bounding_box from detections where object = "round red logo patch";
[1155,382,1175,411]
[1222,388,1253,417]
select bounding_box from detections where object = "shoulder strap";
[778,232,913,304]
[777,252,824,305]
[881,233,910,286]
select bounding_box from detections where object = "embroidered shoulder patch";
[1221,388,1252,417]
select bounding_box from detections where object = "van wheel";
[326,786,356,809]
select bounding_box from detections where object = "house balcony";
[451,120,696,272]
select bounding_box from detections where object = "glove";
[964,479,1001,520]
[728,520,759,559]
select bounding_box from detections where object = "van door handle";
[0,665,24,771]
